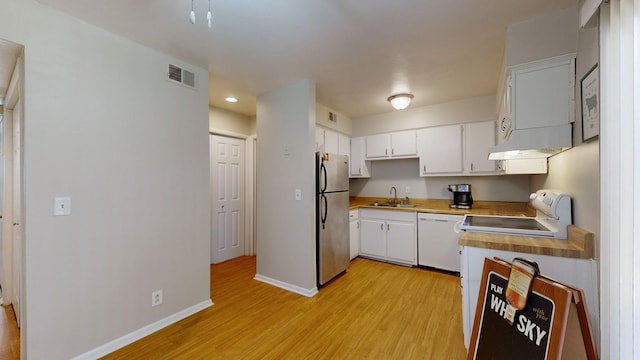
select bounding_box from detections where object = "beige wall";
[352,94,497,136]
[209,106,256,136]
[532,24,600,249]
[0,0,211,358]
[350,159,531,202]
[256,79,317,295]
[316,103,352,135]
[505,6,579,67]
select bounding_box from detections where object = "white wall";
[0,0,211,358]
[256,79,317,295]
[209,106,255,136]
[351,95,532,202]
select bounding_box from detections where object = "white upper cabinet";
[349,137,371,178]
[316,126,350,156]
[315,126,325,152]
[418,121,499,177]
[390,130,418,157]
[418,125,464,175]
[510,56,575,130]
[466,121,498,174]
[365,130,417,160]
[338,133,350,157]
[365,133,390,158]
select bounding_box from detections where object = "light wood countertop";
[350,196,594,260]
[458,225,594,259]
[350,196,535,217]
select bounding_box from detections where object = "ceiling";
[11,1,577,118]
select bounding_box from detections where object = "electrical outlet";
[405,186,411,194]
[151,289,163,307]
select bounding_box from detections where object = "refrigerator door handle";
[321,194,328,229]
[320,163,327,193]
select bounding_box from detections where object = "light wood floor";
[0,304,20,360]
[103,256,468,359]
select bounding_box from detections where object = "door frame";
[2,53,25,328]
[209,129,256,256]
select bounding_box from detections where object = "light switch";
[54,196,71,216]
[295,189,302,201]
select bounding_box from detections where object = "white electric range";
[460,189,572,239]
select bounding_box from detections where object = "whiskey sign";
[467,258,598,360]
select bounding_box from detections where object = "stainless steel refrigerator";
[316,152,350,286]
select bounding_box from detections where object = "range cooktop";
[459,189,572,239]
[461,215,552,237]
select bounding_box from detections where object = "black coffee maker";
[448,184,473,209]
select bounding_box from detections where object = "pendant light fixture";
[206,0,213,28]
[387,93,414,110]
[189,0,196,24]
[189,0,213,28]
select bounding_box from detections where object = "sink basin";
[395,204,417,208]
[369,202,394,207]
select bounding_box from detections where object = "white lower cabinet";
[459,246,599,350]
[359,209,417,266]
[360,218,386,258]
[349,209,359,260]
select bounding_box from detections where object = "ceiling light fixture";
[225,96,238,103]
[387,93,414,110]
[189,0,213,28]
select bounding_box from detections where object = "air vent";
[328,112,337,123]
[167,64,196,89]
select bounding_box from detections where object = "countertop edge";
[458,225,595,260]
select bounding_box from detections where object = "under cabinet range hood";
[488,124,572,160]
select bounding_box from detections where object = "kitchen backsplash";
[349,158,531,202]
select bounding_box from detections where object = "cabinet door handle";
[385,149,388,155]
[423,165,426,172]
[470,163,474,171]
[357,222,359,229]
[358,167,361,174]
[391,148,394,155]
[387,224,390,231]
[380,224,383,231]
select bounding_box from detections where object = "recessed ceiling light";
[225,97,238,103]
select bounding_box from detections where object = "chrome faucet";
[390,186,397,204]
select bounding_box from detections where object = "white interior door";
[11,96,22,327]
[210,134,245,264]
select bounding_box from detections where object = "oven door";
[460,214,554,238]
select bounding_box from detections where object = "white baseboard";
[254,274,318,297]
[71,299,214,360]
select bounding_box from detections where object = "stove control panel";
[530,190,571,219]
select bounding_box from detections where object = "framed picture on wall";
[581,64,599,142]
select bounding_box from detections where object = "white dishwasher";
[418,213,463,272]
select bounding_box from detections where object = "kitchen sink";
[369,202,394,207]
[368,202,417,208]
[395,204,417,208]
